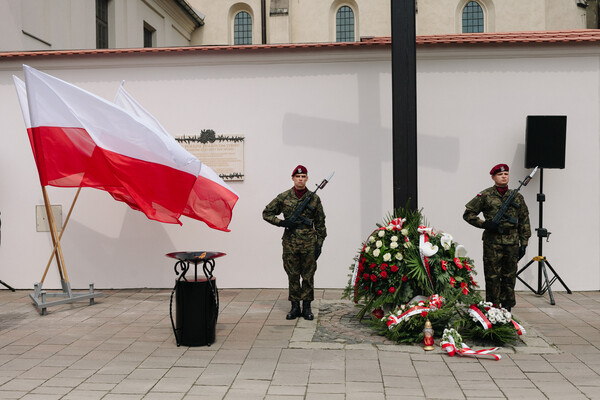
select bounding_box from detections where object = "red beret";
[292,165,308,176]
[490,163,509,175]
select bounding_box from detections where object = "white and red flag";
[13,65,238,230]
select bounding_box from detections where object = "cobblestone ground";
[313,302,397,345]
[313,301,527,348]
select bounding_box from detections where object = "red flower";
[461,282,469,295]
[441,260,447,271]
[450,277,456,287]
[363,273,370,281]
[390,265,398,273]
[372,308,384,319]
[402,275,408,282]
[389,287,396,294]
[470,275,479,287]
[381,271,388,279]
[371,274,377,282]
[420,311,428,317]
[376,290,383,296]
[370,263,376,269]
[364,285,369,291]
[360,257,366,263]
[381,263,388,270]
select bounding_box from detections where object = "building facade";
[0,0,596,51]
[0,0,203,52]
[190,0,596,46]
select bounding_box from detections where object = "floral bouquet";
[459,301,525,344]
[344,207,481,318]
[343,207,524,345]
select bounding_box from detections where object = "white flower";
[368,236,375,243]
[373,249,380,257]
[390,242,399,249]
[383,253,391,262]
[404,242,412,248]
[440,233,453,250]
[365,246,370,253]
[395,253,403,261]
[401,228,408,236]
[455,244,467,257]
[420,242,439,257]
[378,231,385,238]
[391,236,398,242]
[376,240,383,248]
[386,225,393,231]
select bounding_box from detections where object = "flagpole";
[41,186,69,283]
[40,187,81,284]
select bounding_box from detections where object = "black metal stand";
[0,213,15,292]
[167,251,225,347]
[516,169,571,305]
[0,280,15,291]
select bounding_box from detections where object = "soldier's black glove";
[482,220,499,233]
[518,245,527,261]
[279,219,298,229]
[315,245,322,260]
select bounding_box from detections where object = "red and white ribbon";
[387,305,432,329]
[441,337,501,361]
[417,225,435,287]
[511,319,526,335]
[468,304,492,330]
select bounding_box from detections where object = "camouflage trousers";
[482,242,519,309]
[282,235,317,302]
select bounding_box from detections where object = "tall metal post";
[391,0,418,210]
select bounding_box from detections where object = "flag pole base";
[29,281,103,316]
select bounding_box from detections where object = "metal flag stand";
[0,212,15,291]
[29,187,103,315]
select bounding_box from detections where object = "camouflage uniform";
[263,188,327,301]
[463,186,531,308]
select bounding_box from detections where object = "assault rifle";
[491,166,538,234]
[284,171,334,232]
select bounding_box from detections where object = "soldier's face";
[492,171,509,187]
[292,174,307,190]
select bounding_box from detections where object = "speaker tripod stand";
[516,168,571,305]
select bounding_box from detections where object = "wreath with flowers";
[342,208,525,345]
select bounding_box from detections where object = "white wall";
[0,43,598,293]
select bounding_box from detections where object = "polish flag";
[113,83,238,231]
[13,65,238,230]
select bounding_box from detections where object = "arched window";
[234,11,252,45]
[336,6,355,42]
[462,1,484,33]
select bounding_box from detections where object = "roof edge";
[2,29,600,59]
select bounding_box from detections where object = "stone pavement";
[0,288,598,399]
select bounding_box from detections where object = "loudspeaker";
[525,115,567,169]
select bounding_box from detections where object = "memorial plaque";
[176,130,244,181]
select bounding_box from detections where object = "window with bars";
[234,11,252,45]
[96,0,108,49]
[336,6,355,42]
[462,1,484,33]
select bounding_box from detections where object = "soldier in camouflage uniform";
[463,164,531,311]
[263,165,327,320]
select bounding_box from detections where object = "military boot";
[286,301,301,320]
[302,300,314,320]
